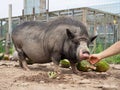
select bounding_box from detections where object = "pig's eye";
[71,39,79,45]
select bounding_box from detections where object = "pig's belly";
[22,45,52,63]
[27,52,52,63]
[29,56,52,63]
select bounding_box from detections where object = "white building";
[24,0,120,15]
[24,0,46,15]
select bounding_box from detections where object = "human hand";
[88,54,101,64]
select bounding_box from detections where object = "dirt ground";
[0,60,120,90]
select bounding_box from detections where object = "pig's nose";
[79,50,90,60]
[82,51,90,55]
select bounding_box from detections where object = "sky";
[0,0,23,18]
[0,0,120,18]
[49,0,120,11]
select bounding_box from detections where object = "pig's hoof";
[73,70,81,75]
[23,67,30,71]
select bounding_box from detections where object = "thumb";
[88,55,99,64]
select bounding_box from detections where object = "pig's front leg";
[70,61,80,74]
[51,53,61,74]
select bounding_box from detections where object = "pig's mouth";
[79,51,90,60]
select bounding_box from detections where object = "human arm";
[89,41,120,64]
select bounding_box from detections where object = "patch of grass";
[0,41,14,54]
[104,55,120,64]
[94,43,104,53]
[9,46,15,54]
[0,40,5,53]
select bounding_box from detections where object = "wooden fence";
[0,7,120,53]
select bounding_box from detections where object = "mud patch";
[17,71,111,84]
[0,61,120,90]
[81,72,110,79]
[17,72,70,84]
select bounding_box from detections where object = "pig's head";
[66,28,97,61]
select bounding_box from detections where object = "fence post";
[33,7,36,21]
[46,0,49,21]
[82,8,87,27]
[0,20,3,37]
[5,4,12,54]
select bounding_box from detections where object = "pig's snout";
[83,51,90,55]
[77,42,90,60]
[79,50,90,60]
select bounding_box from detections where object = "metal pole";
[8,4,12,36]
[47,0,49,12]
[5,4,12,54]
[46,0,49,21]
[0,20,2,37]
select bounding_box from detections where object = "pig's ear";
[90,35,97,42]
[66,29,75,39]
